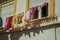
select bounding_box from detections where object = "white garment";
[24,11,30,21]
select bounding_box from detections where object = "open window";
[25,0,49,21]
[25,2,49,21]
[41,3,48,18]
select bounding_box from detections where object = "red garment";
[30,8,35,20]
[30,8,34,15]
[3,16,13,31]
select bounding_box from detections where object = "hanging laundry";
[17,14,22,24]
[3,16,13,31]
[0,17,3,27]
[12,16,17,28]
[17,13,24,24]
[24,11,31,21]
[33,6,38,19]
[30,8,35,20]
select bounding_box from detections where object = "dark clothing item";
[33,8,38,19]
[0,17,3,27]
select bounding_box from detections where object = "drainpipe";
[53,0,57,40]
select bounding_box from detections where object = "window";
[28,0,49,21]
[25,2,49,21]
[41,3,48,18]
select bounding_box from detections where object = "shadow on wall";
[0,34,8,40]
[10,24,43,40]
[0,23,60,40]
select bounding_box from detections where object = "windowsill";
[29,16,50,22]
[41,16,49,19]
